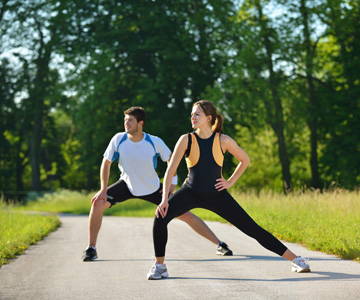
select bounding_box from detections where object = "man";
[82,106,233,261]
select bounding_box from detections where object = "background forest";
[1,0,359,199]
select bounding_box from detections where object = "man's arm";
[91,158,112,203]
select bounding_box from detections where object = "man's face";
[124,114,142,134]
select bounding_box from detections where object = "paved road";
[0,215,359,300]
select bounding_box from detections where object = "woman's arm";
[215,134,250,191]
[166,159,177,195]
[156,134,188,218]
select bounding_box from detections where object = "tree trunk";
[15,136,24,192]
[255,1,292,192]
[300,0,322,189]
[29,101,43,191]
[28,28,53,191]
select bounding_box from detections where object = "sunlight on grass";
[0,206,60,266]
[231,189,360,262]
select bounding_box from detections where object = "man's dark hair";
[124,106,145,123]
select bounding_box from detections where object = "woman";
[147,100,310,280]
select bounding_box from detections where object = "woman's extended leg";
[202,191,287,256]
[201,191,310,272]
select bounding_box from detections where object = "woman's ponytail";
[212,113,223,132]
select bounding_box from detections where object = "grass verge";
[0,206,60,266]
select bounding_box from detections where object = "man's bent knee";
[92,200,111,211]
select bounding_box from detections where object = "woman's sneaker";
[147,264,169,280]
[216,242,233,256]
[291,256,311,273]
[82,246,98,261]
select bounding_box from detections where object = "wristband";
[171,175,178,185]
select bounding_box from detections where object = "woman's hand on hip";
[215,177,233,191]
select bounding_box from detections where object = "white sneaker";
[147,264,169,280]
[291,256,311,273]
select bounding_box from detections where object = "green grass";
[0,206,60,266]
[232,190,360,262]
[17,189,360,262]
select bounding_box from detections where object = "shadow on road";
[91,254,343,263]
[168,271,360,282]
[88,255,359,281]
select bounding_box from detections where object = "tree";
[1,0,75,191]
[62,0,236,186]
[207,0,294,192]
[315,0,360,188]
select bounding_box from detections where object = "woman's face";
[190,105,211,129]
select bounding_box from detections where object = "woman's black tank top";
[184,132,224,193]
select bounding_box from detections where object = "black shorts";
[106,180,162,207]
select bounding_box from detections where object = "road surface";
[1,215,359,299]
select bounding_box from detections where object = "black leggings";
[153,185,288,257]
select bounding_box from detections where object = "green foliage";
[231,126,283,191]
[0,0,359,195]
[64,0,236,188]
[315,1,360,187]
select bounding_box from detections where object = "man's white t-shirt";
[103,132,171,196]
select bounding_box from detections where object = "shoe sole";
[147,272,169,280]
[216,251,233,256]
[291,266,311,273]
[83,255,98,262]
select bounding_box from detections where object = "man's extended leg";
[83,200,111,261]
[89,200,111,246]
[177,212,219,244]
[176,212,233,255]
